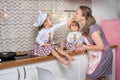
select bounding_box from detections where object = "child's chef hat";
[33,10,47,27]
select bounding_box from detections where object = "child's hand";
[76,43,82,48]
[43,43,51,47]
[64,38,67,42]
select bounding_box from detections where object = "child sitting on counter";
[33,10,74,65]
[61,21,84,52]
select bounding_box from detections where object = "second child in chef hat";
[33,10,74,65]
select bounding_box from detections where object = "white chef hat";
[33,10,47,27]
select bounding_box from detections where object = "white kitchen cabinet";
[22,65,38,80]
[0,48,116,80]
[20,54,88,80]
[39,60,80,80]
[0,67,20,80]
[21,61,56,80]
[38,54,88,80]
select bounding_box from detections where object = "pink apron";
[84,38,103,74]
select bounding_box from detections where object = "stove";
[0,54,32,62]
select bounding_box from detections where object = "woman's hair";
[80,6,96,36]
[70,21,80,31]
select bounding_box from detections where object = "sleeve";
[36,31,45,46]
[67,33,72,43]
[51,21,67,31]
[89,24,101,35]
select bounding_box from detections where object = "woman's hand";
[80,44,88,51]
[43,43,51,47]
[76,43,82,48]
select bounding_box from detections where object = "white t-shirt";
[36,21,67,46]
[67,32,83,43]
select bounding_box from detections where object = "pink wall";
[100,19,120,80]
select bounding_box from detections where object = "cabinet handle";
[17,68,20,80]
[23,67,26,80]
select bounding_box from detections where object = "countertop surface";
[0,45,117,69]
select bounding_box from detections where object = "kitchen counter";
[0,45,117,69]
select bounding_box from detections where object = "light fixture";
[3,0,8,19]
[4,6,8,18]
[51,0,56,17]
[51,9,56,17]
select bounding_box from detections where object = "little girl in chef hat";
[33,11,74,65]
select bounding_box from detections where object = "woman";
[74,6,113,80]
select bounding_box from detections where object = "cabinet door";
[21,54,88,80]
[38,54,88,80]
[23,61,50,80]
[21,65,38,80]
[0,68,19,80]
[79,54,88,80]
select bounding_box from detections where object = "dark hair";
[80,6,96,36]
[38,24,44,31]
[70,21,80,31]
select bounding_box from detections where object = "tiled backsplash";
[0,0,91,52]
